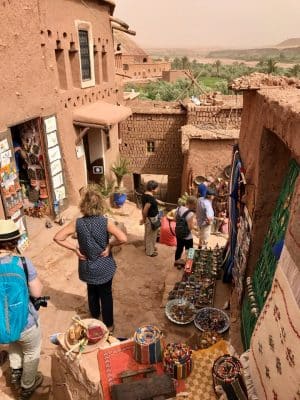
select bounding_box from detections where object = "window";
[79,30,91,80]
[147,141,155,153]
[75,20,95,88]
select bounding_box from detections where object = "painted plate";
[194,307,230,333]
[165,299,196,325]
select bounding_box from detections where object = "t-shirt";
[0,255,38,331]
[176,206,194,240]
[159,217,177,247]
[196,198,214,227]
[141,193,159,217]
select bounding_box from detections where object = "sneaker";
[19,372,43,400]
[11,368,22,390]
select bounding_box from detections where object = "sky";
[114,0,300,49]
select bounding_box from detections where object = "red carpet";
[98,339,185,399]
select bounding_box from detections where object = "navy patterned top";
[76,216,116,285]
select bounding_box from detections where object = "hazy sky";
[114,0,300,48]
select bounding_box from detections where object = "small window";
[78,30,91,80]
[147,141,155,153]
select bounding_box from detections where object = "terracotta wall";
[238,90,300,275]
[181,139,235,193]
[124,62,171,79]
[162,70,188,82]
[0,0,120,206]
[187,106,242,129]
[119,111,186,202]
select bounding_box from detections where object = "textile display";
[212,355,248,400]
[184,340,231,400]
[223,146,242,283]
[249,266,300,400]
[133,325,163,364]
[280,245,300,306]
[97,339,185,400]
[232,211,251,303]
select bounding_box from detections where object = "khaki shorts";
[199,225,212,243]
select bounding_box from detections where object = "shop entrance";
[83,128,104,184]
[10,118,51,217]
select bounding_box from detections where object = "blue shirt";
[0,255,39,331]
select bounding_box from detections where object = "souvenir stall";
[0,131,28,250]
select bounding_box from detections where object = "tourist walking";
[140,180,165,257]
[0,220,43,400]
[196,189,215,247]
[174,196,197,268]
[54,185,127,332]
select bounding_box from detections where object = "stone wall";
[119,109,186,202]
[238,89,300,276]
[187,106,242,129]
[124,61,171,79]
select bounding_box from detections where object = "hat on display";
[193,175,206,185]
[198,183,208,198]
[0,219,21,241]
[166,209,176,221]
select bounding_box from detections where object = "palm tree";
[213,60,222,76]
[289,64,300,77]
[266,58,278,74]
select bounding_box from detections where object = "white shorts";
[199,225,212,243]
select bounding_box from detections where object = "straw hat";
[166,209,176,221]
[193,175,206,185]
[0,219,21,241]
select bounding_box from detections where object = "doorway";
[10,118,51,217]
[83,128,104,184]
[133,173,168,201]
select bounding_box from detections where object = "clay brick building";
[0,0,131,236]
[227,74,300,398]
[114,31,171,81]
[119,96,242,202]
[162,70,189,83]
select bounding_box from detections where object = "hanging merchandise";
[133,325,163,364]
[232,209,252,303]
[163,343,193,379]
[223,145,244,283]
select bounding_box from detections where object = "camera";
[30,296,50,311]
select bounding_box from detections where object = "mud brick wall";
[187,106,242,129]
[119,112,186,202]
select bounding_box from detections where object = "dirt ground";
[0,200,239,399]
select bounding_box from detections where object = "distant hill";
[207,46,300,63]
[276,38,300,48]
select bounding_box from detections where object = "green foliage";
[288,63,300,77]
[98,177,115,198]
[111,158,130,188]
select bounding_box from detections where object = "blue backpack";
[0,256,29,344]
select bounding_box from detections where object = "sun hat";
[193,175,206,185]
[0,219,21,241]
[166,209,176,221]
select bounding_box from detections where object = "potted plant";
[111,157,130,207]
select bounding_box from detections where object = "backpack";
[175,209,192,239]
[0,256,29,344]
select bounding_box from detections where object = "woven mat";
[97,339,185,400]
[182,340,231,400]
[249,265,300,400]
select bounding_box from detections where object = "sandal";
[148,252,158,257]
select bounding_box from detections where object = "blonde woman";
[54,185,127,331]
